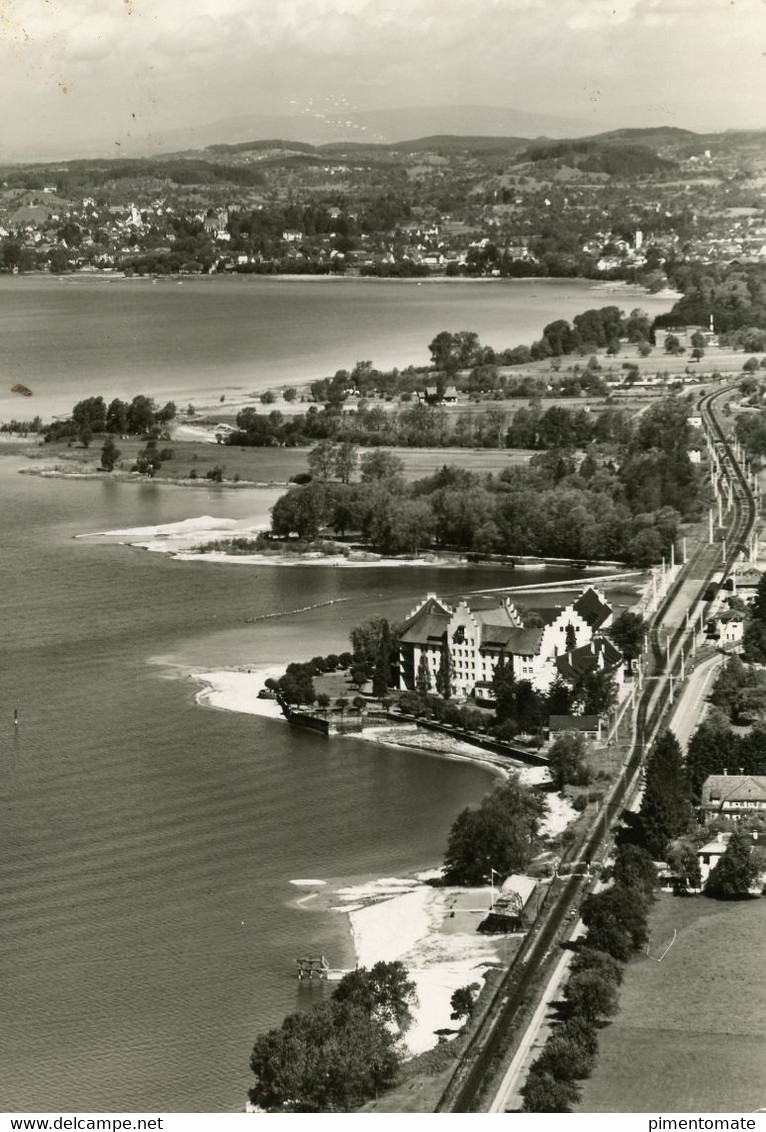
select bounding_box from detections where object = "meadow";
[578,892,766,1113]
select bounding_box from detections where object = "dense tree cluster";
[523,826,657,1112]
[248,961,414,1112]
[269,398,700,566]
[264,652,353,707]
[442,776,546,885]
[523,140,676,178]
[529,305,653,361]
[44,394,177,444]
[708,655,766,724]
[657,262,766,337]
[686,711,766,802]
[227,395,631,452]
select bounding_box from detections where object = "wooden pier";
[296,955,351,982]
[297,955,330,980]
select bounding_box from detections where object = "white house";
[697,832,731,884]
[700,774,766,823]
[715,609,745,646]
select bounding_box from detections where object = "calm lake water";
[0,276,677,421]
[0,459,600,1113]
[0,278,672,1113]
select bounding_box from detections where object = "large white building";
[397,586,619,700]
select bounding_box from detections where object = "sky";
[0,0,764,158]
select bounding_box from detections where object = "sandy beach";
[323,874,511,1056]
[192,665,576,1057]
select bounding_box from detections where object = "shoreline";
[78,512,642,580]
[187,656,576,1058]
[11,271,679,295]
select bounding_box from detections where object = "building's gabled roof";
[399,596,452,645]
[700,775,766,807]
[495,627,544,656]
[555,636,622,682]
[697,833,731,856]
[573,586,613,631]
[549,714,601,733]
[718,609,744,623]
[538,605,565,626]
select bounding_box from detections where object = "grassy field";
[26,438,533,485]
[578,892,766,1113]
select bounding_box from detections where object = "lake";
[0,275,678,421]
[0,276,673,1112]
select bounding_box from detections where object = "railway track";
[436,381,758,1114]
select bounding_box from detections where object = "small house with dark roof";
[549,714,602,739]
[555,636,624,688]
[700,774,766,822]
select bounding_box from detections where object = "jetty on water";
[296,955,350,982]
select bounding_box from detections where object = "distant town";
[2,127,766,281]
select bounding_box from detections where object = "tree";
[611,842,657,900]
[532,1030,595,1082]
[685,709,732,802]
[134,438,163,477]
[106,397,129,434]
[492,653,516,722]
[100,436,121,472]
[609,609,645,671]
[371,620,392,700]
[664,334,683,355]
[442,776,546,885]
[581,885,648,961]
[271,483,327,540]
[351,617,391,675]
[450,983,480,1022]
[548,731,590,791]
[573,668,617,716]
[331,961,418,1030]
[435,639,454,700]
[704,828,760,899]
[248,1001,402,1112]
[360,449,405,484]
[563,970,618,1023]
[521,1071,581,1113]
[666,837,702,893]
[73,395,107,434]
[283,386,298,402]
[569,947,623,987]
[416,652,432,695]
[637,729,693,857]
[127,394,157,434]
[307,440,338,481]
[334,441,358,484]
